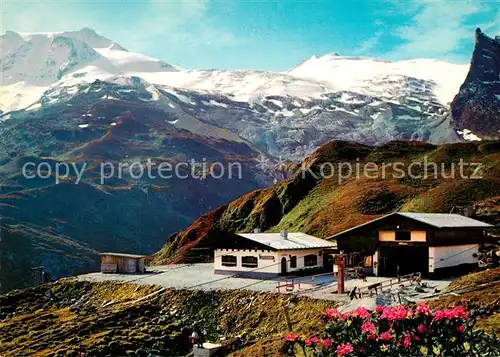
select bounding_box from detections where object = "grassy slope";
[0,281,333,357]
[152,140,500,265]
[233,268,500,357]
[428,268,500,336]
[0,270,498,356]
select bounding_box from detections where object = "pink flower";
[417,324,428,334]
[457,325,465,333]
[322,308,341,321]
[352,306,371,319]
[416,303,431,315]
[432,309,447,322]
[305,336,319,346]
[433,306,469,322]
[376,305,384,313]
[449,306,469,320]
[380,305,408,321]
[361,321,376,334]
[403,334,412,348]
[378,331,393,341]
[322,339,332,349]
[285,333,298,342]
[336,343,354,356]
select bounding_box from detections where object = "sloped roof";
[328,212,493,239]
[100,252,145,259]
[396,212,493,228]
[236,232,337,250]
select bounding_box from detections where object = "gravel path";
[76,263,452,303]
[77,263,283,292]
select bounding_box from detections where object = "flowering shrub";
[282,304,500,356]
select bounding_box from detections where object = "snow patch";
[267,99,283,108]
[145,85,160,101]
[396,115,421,121]
[279,109,295,117]
[101,94,119,100]
[0,113,12,122]
[174,93,195,105]
[457,129,482,141]
[202,99,229,108]
[299,106,321,115]
[26,103,42,111]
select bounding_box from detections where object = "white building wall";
[214,249,280,274]
[428,244,479,273]
[277,249,323,273]
[373,250,379,276]
[214,248,324,275]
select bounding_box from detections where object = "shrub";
[282,304,500,356]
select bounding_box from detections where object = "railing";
[276,279,301,292]
[277,271,342,292]
[275,270,422,295]
[356,272,422,298]
[277,269,360,293]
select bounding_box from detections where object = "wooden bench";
[367,282,382,295]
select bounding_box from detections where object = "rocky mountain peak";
[450,28,500,137]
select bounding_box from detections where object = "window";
[242,256,258,268]
[221,255,237,267]
[395,231,411,241]
[290,256,297,268]
[304,254,318,267]
[363,256,373,268]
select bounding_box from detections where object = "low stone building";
[100,252,146,274]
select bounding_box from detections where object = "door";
[323,254,334,272]
[127,259,137,273]
[281,257,287,275]
[379,246,429,276]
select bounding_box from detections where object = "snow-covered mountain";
[0,27,476,160]
[0,28,177,112]
[289,54,468,105]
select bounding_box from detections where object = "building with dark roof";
[328,212,493,277]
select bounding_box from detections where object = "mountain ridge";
[2,27,486,161]
[151,139,500,265]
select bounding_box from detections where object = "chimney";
[280,230,288,240]
[254,228,261,233]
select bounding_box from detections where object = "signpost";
[334,255,345,294]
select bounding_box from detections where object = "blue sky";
[2,0,499,70]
